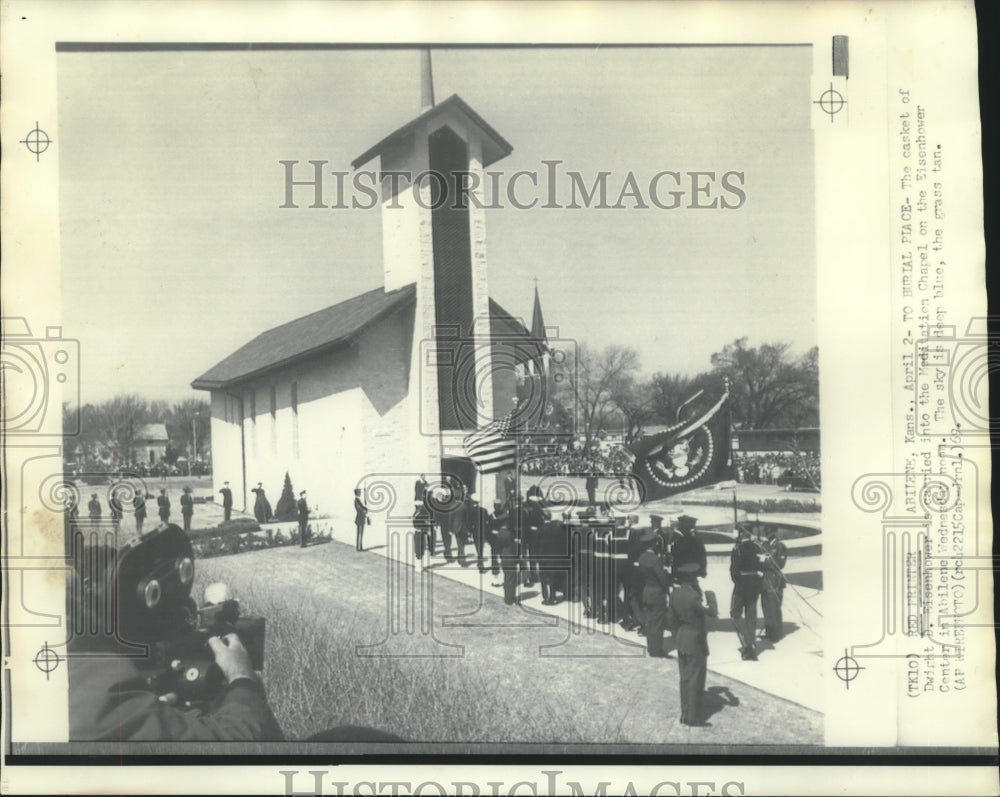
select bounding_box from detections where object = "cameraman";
[68,536,284,741]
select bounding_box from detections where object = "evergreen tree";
[274,472,297,521]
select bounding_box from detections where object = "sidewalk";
[318,513,826,714]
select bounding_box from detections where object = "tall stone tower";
[352,51,513,499]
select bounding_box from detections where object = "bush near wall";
[190,517,333,560]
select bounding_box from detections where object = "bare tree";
[709,338,818,429]
[564,344,641,453]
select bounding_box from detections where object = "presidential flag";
[626,389,733,502]
[464,410,518,474]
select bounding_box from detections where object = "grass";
[193,542,823,745]
[195,555,605,742]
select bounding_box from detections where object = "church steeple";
[350,53,514,436]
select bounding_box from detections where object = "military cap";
[676,514,698,529]
[676,562,701,574]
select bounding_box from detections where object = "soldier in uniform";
[760,527,788,641]
[488,499,509,586]
[668,562,717,726]
[155,488,170,524]
[109,492,123,536]
[671,514,707,580]
[537,508,568,604]
[494,512,520,605]
[133,492,147,535]
[466,493,490,572]
[730,525,764,660]
[219,481,233,522]
[522,494,544,587]
[636,528,672,658]
[88,492,102,524]
[585,472,599,506]
[181,487,194,533]
[297,490,310,548]
[592,523,617,624]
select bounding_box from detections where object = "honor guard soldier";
[494,512,520,605]
[668,562,718,726]
[522,494,544,587]
[576,516,599,616]
[297,490,310,548]
[592,523,618,624]
[729,525,764,660]
[636,528,672,658]
[466,493,491,573]
[538,508,570,605]
[88,493,102,524]
[219,481,233,522]
[109,492,123,535]
[181,487,195,533]
[760,527,788,641]
[133,493,147,535]
[671,515,707,581]
[488,499,509,585]
[611,516,635,630]
[157,488,171,523]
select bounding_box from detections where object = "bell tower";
[352,51,514,490]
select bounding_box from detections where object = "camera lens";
[177,557,194,585]
[143,579,161,608]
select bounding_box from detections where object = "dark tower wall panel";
[429,126,476,431]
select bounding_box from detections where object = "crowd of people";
[732,451,820,489]
[408,474,790,727]
[518,437,634,478]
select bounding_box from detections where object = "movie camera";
[80,523,266,704]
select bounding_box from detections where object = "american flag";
[463,410,518,474]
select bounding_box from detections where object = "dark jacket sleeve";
[70,657,284,741]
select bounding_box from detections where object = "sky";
[58,45,815,404]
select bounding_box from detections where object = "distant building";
[131,423,169,465]
[732,427,820,454]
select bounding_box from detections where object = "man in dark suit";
[585,472,599,506]
[219,481,233,522]
[414,474,428,504]
[180,487,194,533]
[636,528,672,658]
[157,489,170,523]
[671,514,707,580]
[353,489,368,552]
[297,490,310,548]
[668,562,718,726]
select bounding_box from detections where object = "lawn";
[192,539,823,746]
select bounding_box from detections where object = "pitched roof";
[352,94,513,170]
[191,285,539,391]
[191,284,416,390]
[134,423,168,442]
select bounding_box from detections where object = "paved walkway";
[315,512,826,713]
